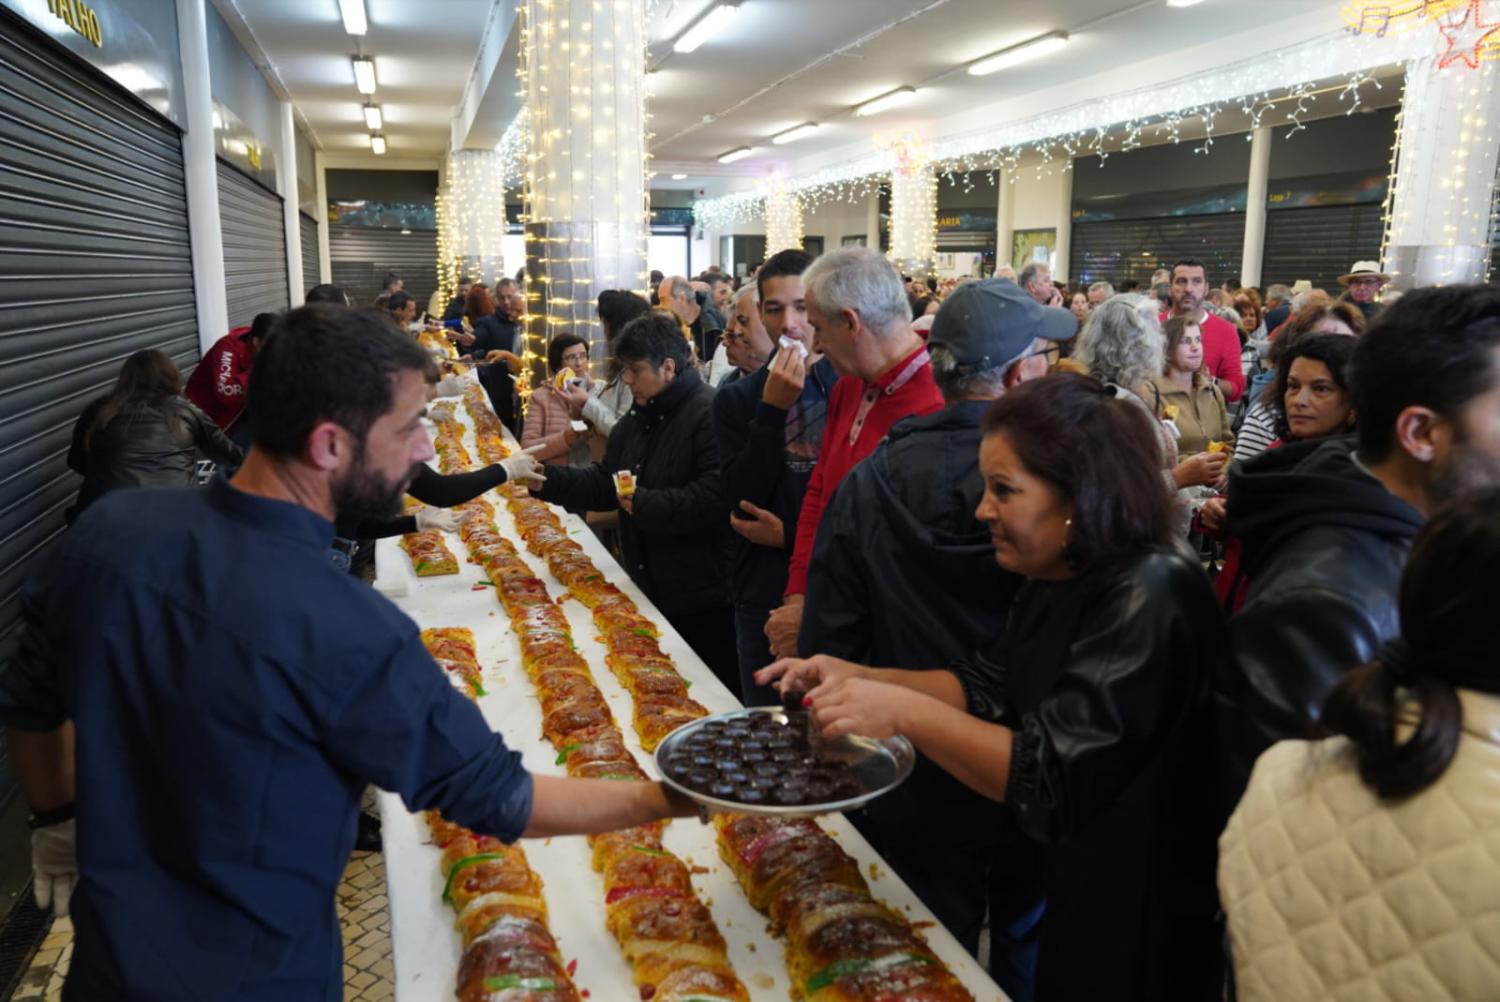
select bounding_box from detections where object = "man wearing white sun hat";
[1338,260,1390,323]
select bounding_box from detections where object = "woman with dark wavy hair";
[1221,489,1500,1002]
[760,372,1226,1000]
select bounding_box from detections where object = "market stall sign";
[48,0,101,47]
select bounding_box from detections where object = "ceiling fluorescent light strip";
[338,0,368,36]
[674,2,740,54]
[968,30,1070,76]
[352,57,377,95]
[363,103,383,130]
[1166,0,1207,6]
[854,87,916,117]
[717,146,754,164]
[772,122,819,145]
[370,134,386,156]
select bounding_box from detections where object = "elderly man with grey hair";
[657,274,723,361]
[767,278,1076,1000]
[762,247,946,660]
[1087,280,1115,307]
[1019,260,1062,308]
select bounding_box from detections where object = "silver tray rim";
[654,706,916,817]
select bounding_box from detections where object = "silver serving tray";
[654,706,915,817]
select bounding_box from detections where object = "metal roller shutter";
[1070,213,1246,288]
[329,225,438,310]
[1261,204,1385,291]
[217,159,288,329]
[0,9,197,846]
[299,211,320,298]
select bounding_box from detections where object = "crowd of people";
[5,242,1499,1001]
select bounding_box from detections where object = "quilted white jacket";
[1219,689,1500,1001]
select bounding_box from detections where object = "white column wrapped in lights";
[1383,55,1500,288]
[764,174,804,254]
[436,149,509,304]
[520,0,650,382]
[884,135,938,278]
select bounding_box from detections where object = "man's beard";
[1429,440,1500,506]
[333,445,424,523]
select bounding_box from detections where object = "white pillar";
[1384,56,1500,288]
[521,0,649,381]
[1052,161,1073,283]
[996,169,1015,273]
[1241,125,1272,289]
[175,0,227,352]
[889,165,937,278]
[314,150,331,285]
[277,101,304,307]
[864,191,881,250]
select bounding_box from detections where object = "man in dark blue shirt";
[711,249,835,703]
[0,305,690,1001]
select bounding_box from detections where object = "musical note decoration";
[1340,1,1499,69]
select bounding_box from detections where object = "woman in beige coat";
[1220,489,1500,1002]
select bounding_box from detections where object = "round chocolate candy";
[737,787,767,805]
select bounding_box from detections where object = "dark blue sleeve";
[318,630,534,842]
[0,546,70,732]
[713,374,787,515]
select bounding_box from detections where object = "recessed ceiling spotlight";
[352,56,377,95]
[674,2,741,54]
[967,31,1070,76]
[772,122,819,145]
[854,87,917,117]
[717,146,754,164]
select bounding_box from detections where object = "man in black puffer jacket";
[534,312,734,688]
[1219,285,1500,810]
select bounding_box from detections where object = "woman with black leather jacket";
[67,349,243,521]
[760,373,1225,1001]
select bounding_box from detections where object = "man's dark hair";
[248,305,431,457]
[547,333,587,374]
[1121,279,1141,293]
[597,289,652,338]
[649,270,664,285]
[982,372,1174,572]
[613,311,693,372]
[1349,285,1500,461]
[249,312,278,340]
[305,284,349,305]
[1171,258,1207,276]
[1267,332,1359,438]
[381,271,402,292]
[387,291,414,313]
[702,273,730,289]
[756,248,814,301]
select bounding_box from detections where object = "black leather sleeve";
[631,406,724,535]
[799,474,871,662]
[949,647,1011,724]
[1007,558,1211,845]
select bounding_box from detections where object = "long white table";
[373,386,1009,1001]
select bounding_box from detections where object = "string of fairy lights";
[435,149,509,305]
[763,173,805,254]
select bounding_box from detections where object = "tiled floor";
[9,851,394,1001]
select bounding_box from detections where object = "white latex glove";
[32,819,77,917]
[500,444,548,486]
[415,507,461,533]
[433,374,466,397]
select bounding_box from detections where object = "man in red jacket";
[764,247,945,659]
[184,314,274,446]
[1163,258,1246,403]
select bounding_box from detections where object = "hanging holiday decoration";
[882,134,937,278]
[763,173,804,254]
[1434,0,1500,67]
[1341,0,1467,37]
[435,149,508,306]
[693,29,1432,229]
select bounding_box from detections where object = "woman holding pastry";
[758,373,1224,1001]
[522,334,595,468]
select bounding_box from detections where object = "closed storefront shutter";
[217,159,288,329]
[299,211,319,298]
[1262,204,1385,291]
[1070,213,1246,288]
[0,11,197,824]
[329,225,438,310]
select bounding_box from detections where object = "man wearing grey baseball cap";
[783,278,1075,999]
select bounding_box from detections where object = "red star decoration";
[1437,0,1500,69]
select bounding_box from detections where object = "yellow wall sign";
[48,0,102,48]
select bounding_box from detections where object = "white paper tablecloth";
[374,388,1009,1001]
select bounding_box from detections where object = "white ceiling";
[225,0,1360,173]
